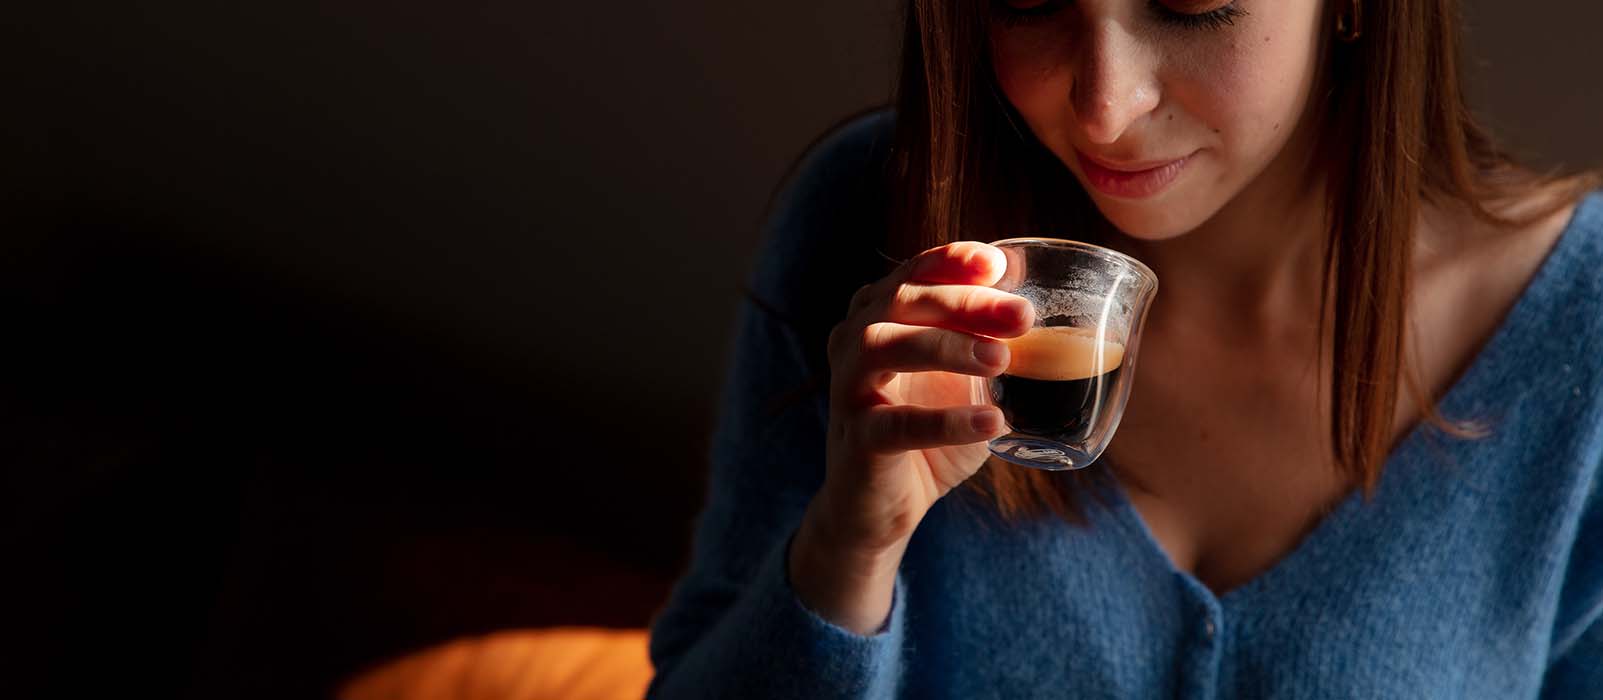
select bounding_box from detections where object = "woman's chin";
[1086,195,1209,242]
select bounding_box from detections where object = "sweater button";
[1204,620,1216,638]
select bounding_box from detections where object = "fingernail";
[971,408,1002,434]
[960,244,989,270]
[973,341,1007,368]
[1003,299,1035,330]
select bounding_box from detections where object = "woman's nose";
[1070,21,1161,146]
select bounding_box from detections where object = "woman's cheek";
[1199,11,1326,172]
[990,32,1076,152]
[1178,38,1315,189]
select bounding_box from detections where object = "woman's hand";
[789,241,1033,633]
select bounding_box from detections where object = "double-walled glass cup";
[979,238,1158,470]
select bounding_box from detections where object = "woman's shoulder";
[1436,187,1603,330]
[766,107,897,222]
[1415,188,1603,435]
[1477,188,1603,408]
[748,107,899,331]
[1523,189,1603,323]
[1553,189,1603,266]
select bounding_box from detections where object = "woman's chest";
[903,490,1558,700]
[1104,339,1353,594]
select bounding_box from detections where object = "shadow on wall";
[10,0,902,696]
[2,211,695,697]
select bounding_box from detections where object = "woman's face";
[988,0,1327,238]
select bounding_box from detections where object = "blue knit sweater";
[647,109,1603,698]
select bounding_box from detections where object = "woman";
[649,0,1601,696]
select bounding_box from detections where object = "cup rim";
[989,236,1158,289]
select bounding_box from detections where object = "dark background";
[7,1,1600,697]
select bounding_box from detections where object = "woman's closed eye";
[991,0,1248,31]
[1149,0,1247,31]
[990,0,1065,28]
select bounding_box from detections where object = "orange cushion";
[340,627,653,700]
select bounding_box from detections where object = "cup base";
[988,436,1097,471]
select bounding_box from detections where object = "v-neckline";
[1100,194,1594,608]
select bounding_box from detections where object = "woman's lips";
[1074,148,1193,199]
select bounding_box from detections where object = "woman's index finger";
[903,241,1008,286]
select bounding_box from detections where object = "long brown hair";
[886,0,1599,522]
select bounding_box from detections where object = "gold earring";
[1336,0,1362,42]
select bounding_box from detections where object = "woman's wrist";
[787,497,908,635]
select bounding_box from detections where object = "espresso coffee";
[989,326,1126,441]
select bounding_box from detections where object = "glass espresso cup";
[981,238,1158,470]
